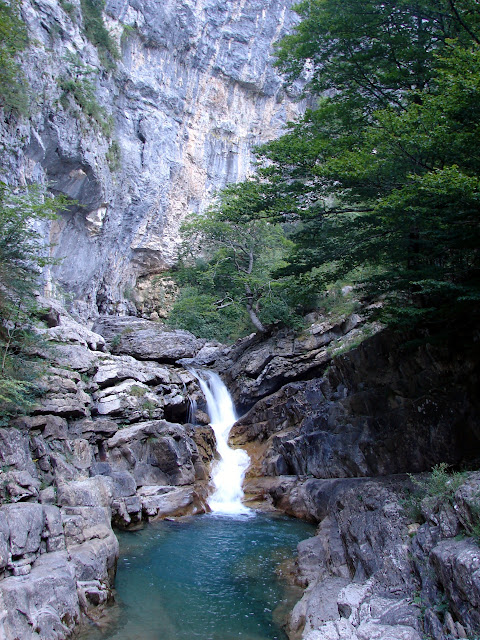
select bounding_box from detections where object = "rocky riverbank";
[1,302,479,640]
[0,299,218,638]
[210,314,480,640]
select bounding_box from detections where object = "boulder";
[0,551,80,640]
[57,476,114,509]
[0,427,37,475]
[33,368,91,418]
[106,420,199,487]
[89,464,142,528]
[92,317,206,362]
[1,503,45,559]
[137,485,206,519]
[93,379,164,420]
[44,343,101,374]
[93,354,172,388]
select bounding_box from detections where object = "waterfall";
[192,370,251,515]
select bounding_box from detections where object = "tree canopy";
[169,0,480,339]
[167,183,300,340]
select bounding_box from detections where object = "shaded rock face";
[0,0,304,319]
[228,327,480,479]
[264,473,480,640]
[203,315,367,410]
[182,317,480,640]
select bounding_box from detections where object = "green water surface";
[80,512,315,640]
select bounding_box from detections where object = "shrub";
[80,0,119,69]
[0,184,69,421]
[0,0,29,114]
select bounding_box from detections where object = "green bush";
[80,0,119,69]
[0,0,29,114]
[404,463,466,522]
[166,286,249,343]
[58,73,113,137]
[0,184,69,422]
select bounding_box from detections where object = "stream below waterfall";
[79,513,315,640]
[80,372,314,639]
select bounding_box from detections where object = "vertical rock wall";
[0,0,304,319]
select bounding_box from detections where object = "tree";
[168,183,299,340]
[242,0,480,328]
[0,184,68,419]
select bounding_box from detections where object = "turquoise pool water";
[80,512,315,640]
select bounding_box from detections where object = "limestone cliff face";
[0,0,303,319]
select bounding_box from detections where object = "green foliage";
[464,501,480,544]
[59,0,76,18]
[130,385,147,397]
[275,0,480,106]
[167,184,303,341]
[0,0,29,114]
[231,0,480,331]
[405,463,466,522]
[0,184,69,421]
[166,286,248,343]
[58,58,114,137]
[80,0,119,69]
[120,23,137,47]
[106,140,121,170]
[110,334,121,349]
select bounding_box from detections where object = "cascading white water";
[192,370,251,515]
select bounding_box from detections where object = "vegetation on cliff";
[0,185,68,421]
[170,0,480,340]
[0,0,29,114]
[167,182,303,341]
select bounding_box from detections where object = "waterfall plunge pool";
[79,512,315,640]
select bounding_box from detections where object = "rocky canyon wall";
[0,0,304,320]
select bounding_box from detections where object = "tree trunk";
[245,284,267,333]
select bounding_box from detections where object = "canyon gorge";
[0,0,480,639]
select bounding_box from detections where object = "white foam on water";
[191,370,251,515]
